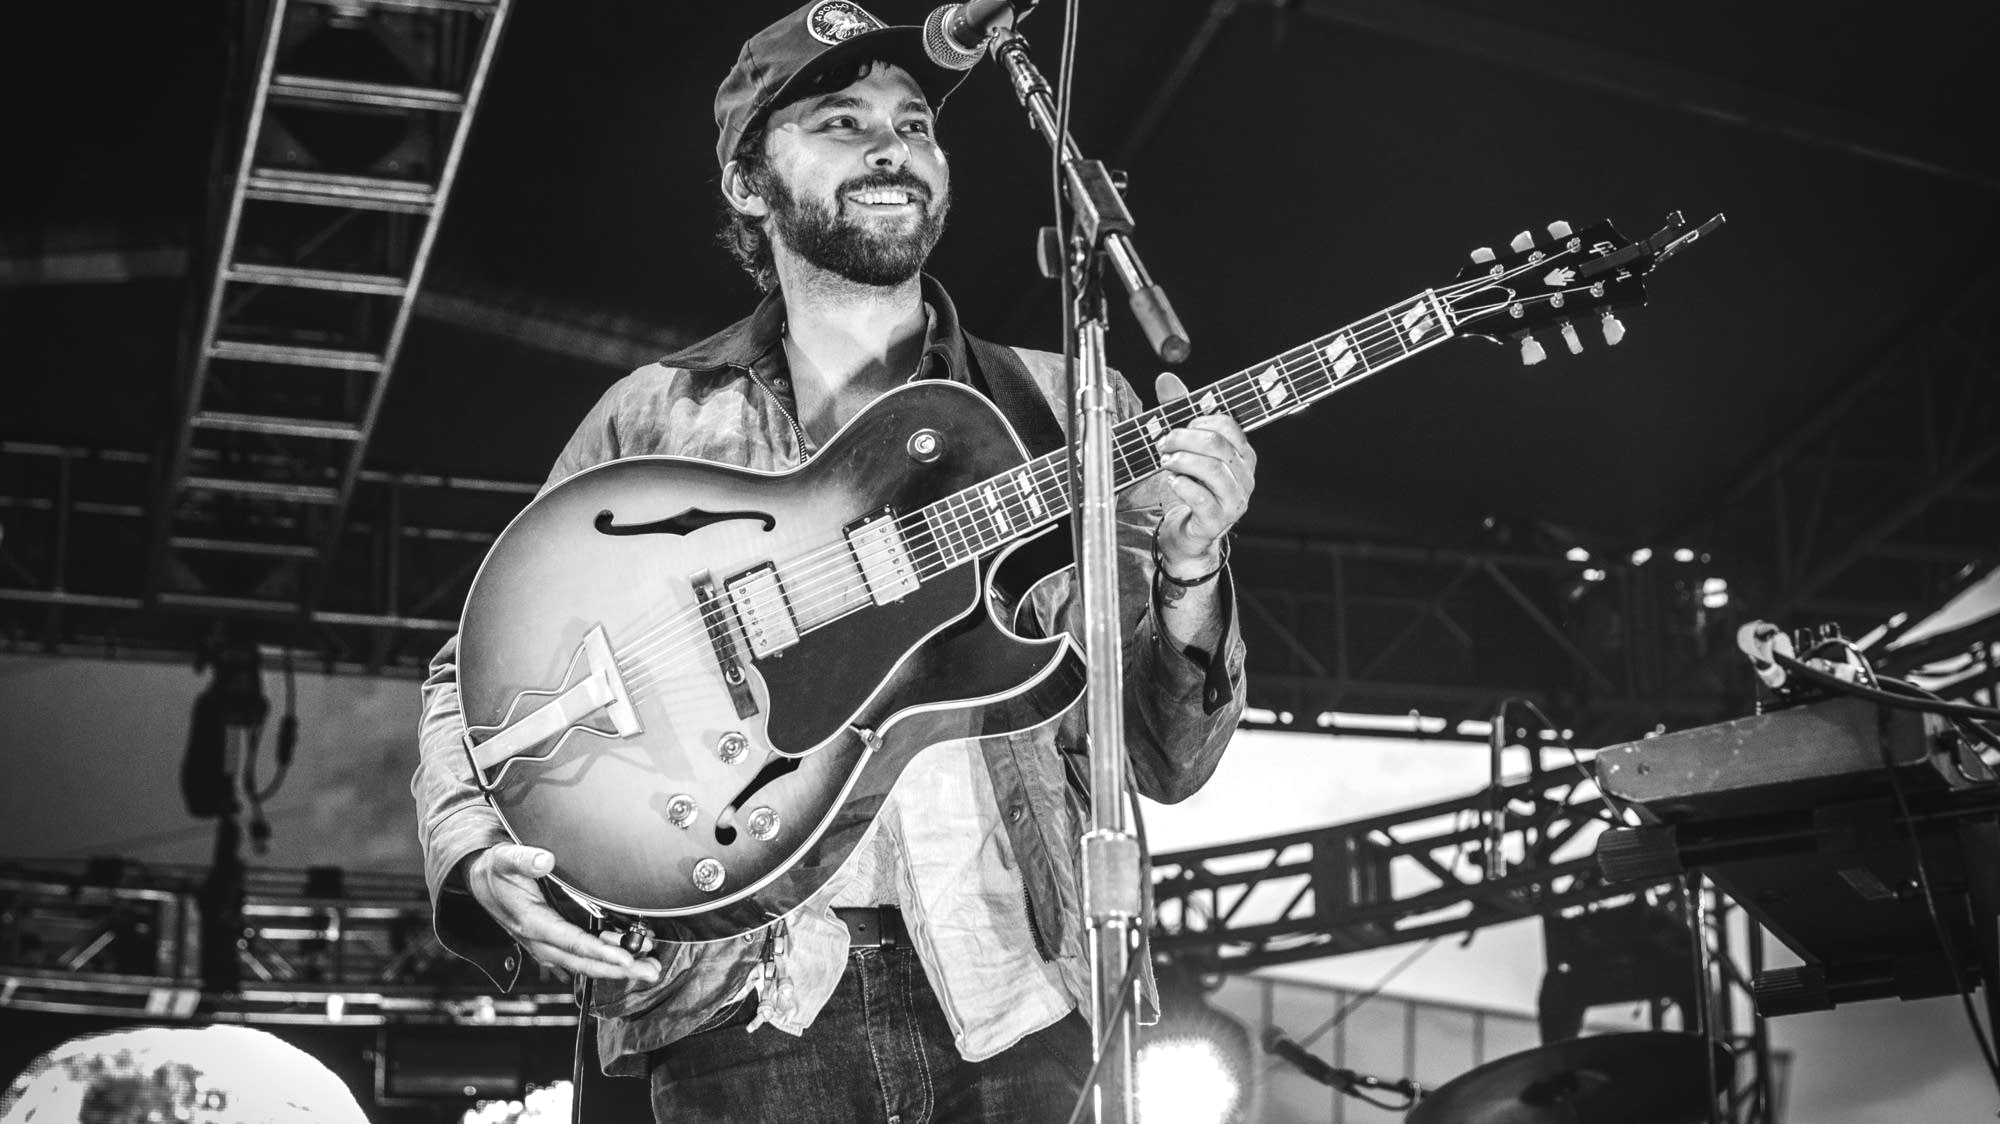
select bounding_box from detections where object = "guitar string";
[614,307,1409,693]
[611,259,1582,700]
[613,261,1581,701]
[617,268,1577,703]
[615,299,1445,702]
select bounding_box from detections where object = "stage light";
[1700,577,1729,609]
[1565,546,1590,562]
[1629,547,1653,565]
[1137,1036,1240,1124]
[1673,547,1696,563]
[1582,568,1607,583]
[1277,711,1294,725]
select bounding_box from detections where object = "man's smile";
[845,186,927,211]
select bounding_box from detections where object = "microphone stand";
[982,21,1192,1124]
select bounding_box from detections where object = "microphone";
[1736,620,1793,689]
[1261,1027,1424,1099]
[922,0,1029,70]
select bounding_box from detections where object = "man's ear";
[721,160,769,219]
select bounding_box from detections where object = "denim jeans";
[648,945,1092,1123]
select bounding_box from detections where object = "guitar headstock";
[1442,211,1724,365]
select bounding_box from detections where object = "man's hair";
[715,58,911,293]
[718,112,781,292]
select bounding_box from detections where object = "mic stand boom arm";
[988,28,1191,366]
[980,23,1193,1124]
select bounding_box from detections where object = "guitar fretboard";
[909,290,1456,574]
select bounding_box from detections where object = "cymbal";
[1407,1031,1732,1124]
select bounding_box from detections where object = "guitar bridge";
[467,625,642,779]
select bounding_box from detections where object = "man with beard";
[411,3,1254,1120]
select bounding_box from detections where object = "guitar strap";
[963,334,1066,459]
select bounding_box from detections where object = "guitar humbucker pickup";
[846,509,920,606]
[725,563,800,658]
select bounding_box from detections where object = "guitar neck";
[910,290,1456,571]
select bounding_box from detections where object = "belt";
[833,906,908,949]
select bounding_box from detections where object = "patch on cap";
[805,0,886,45]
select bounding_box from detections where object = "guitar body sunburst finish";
[458,382,1083,943]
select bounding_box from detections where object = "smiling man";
[411,3,1254,1121]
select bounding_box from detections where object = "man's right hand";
[465,844,664,984]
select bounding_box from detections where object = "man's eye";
[822,115,858,129]
[902,120,933,136]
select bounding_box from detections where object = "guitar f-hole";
[717,755,801,845]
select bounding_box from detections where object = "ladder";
[152,0,513,619]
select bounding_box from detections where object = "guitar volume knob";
[746,806,781,841]
[717,732,749,764]
[692,858,726,893]
[665,794,698,828]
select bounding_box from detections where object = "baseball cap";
[714,0,973,170]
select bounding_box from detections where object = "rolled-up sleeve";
[411,633,519,985]
[1036,375,1247,805]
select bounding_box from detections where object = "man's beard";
[767,169,949,287]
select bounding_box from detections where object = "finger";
[530,924,662,982]
[1154,371,1190,403]
[1188,413,1255,460]
[1162,474,1231,537]
[529,941,658,982]
[504,904,640,971]
[1162,418,1253,462]
[1158,428,1238,464]
[1161,449,1246,511]
[486,843,556,879]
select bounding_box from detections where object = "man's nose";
[865,127,911,170]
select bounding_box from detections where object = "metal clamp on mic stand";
[958,13,1193,1124]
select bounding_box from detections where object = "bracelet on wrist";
[1153,529,1229,588]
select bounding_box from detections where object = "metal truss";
[2,440,519,671]
[0,860,572,1027]
[1150,758,1634,972]
[1648,261,2000,700]
[151,0,514,620]
[1228,532,1751,746]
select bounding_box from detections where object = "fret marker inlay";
[979,485,1010,534]
[1324,336,1358,377]
[1014,471,1045,519]
[1257,365,1290,408]
[1403,303,1433,342]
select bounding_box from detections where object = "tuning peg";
[1520,334,1547,366]
[1599,310,1626,346]
[1470,247,1496,264]
[1509,230,1535,253]
[1559,321,1584,354]
[1547,220,1573,240]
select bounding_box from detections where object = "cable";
[1320,938,1439,1034]
[1827,645,2000,1095]
[1501,697,1640,828]
[1774,652,2000,722]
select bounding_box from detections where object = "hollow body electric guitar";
[459,212,1723,942]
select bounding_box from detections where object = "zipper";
[747,365,811,464]
[1022,879,1054,963]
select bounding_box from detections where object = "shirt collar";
[657,273,972,385]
